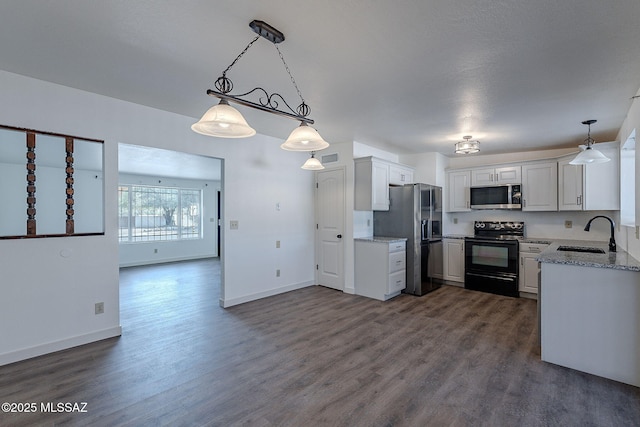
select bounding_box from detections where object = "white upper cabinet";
[522,162,558,211]
[389,163,414,186]
[447,170,471,212]
[558,157,583,211]
[354,156,415,211]
[471,166,521,186]
[558,142,620,211]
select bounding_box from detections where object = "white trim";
[219,280,314,308]
[0,326,122,367]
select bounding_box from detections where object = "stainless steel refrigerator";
[373,183,443,296]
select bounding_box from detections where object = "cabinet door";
[447,170,471,212]
[495,166,521,184]
[522,162,558,211]
[519,253,541,294]
[355,157,390,211]
[558,157,583,211]
[471,168,495,186]
[389,164,414,185]
[371,160,390,210]
[443,239,465,283]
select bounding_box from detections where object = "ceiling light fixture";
[301,151,324,170]
[454,136,480,154]
[569,120,610,165]
[191,20,329,152]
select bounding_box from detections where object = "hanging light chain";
[214,35,261,94]
[221,35,260,77]
[275,44,310,117]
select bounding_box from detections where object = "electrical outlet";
[367,219,371,227]
[154,248,158,253]
[636,226,639,239]
[276,240,280,248]
[453,218,458,224]
[565,220,572,229]
[95,302,104,315]
[276,269,280,277]
[230,220,239,230]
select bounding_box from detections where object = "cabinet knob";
[337,234,342,239]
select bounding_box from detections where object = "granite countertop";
[442,234,470,240]
[537,239,640,272]
[355,236,408,244]
[520,237,553,244]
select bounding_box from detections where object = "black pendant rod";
[206,89,314,125]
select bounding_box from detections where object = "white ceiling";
[1,0,640,159]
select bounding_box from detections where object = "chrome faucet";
[584,215,616,252]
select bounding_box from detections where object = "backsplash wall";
[444,210,619,243]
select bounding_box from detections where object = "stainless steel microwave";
[470,184,522,210]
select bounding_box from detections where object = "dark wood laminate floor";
[1,258,639,426]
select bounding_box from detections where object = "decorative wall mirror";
[0,125,104,239]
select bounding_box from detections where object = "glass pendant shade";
[569,146,610,165]
[281,123,330,151]
[191,100,256,138]
[301,152,324,170]
[454,136,480,154]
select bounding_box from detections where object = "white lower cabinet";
[519,242,549,295]
[443,238,465,284]
[355,239,406,301]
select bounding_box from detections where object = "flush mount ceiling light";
[192,20,329,152]
[569,119,610,165]
[454,136,480,154]
[301,151,325,170]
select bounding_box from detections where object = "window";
[118,185,202,242]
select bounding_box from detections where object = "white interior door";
[316,168,345,290]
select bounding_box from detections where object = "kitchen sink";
[556,245,605,254]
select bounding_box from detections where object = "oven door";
[464,238,519,275]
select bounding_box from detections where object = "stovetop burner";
[471,221,525,240]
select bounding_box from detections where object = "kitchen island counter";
[538,241,640,387]
[537,240,640,272]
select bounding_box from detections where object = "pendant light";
[454,136,480,154]
[301,151,324,170]
[569,120,610,165]
[281,123,329,151]
[191,99,256,138]
[192,20,329,152]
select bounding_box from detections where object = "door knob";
[337,234,342,238]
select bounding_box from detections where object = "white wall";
[118,174,219,267]
[616,88,640,260]
[0,70,315,365]
[399,152,448,187]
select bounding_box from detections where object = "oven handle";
[466,272,515,282]
[465,238,519,246]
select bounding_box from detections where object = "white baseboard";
[0,326,122,367]
[219,280,314,308]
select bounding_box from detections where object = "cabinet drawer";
[389,251,406,273]
[520,243,549,254]
[389,241,406,253]
[388,270,406,293]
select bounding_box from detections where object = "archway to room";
[117,143,224,305]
